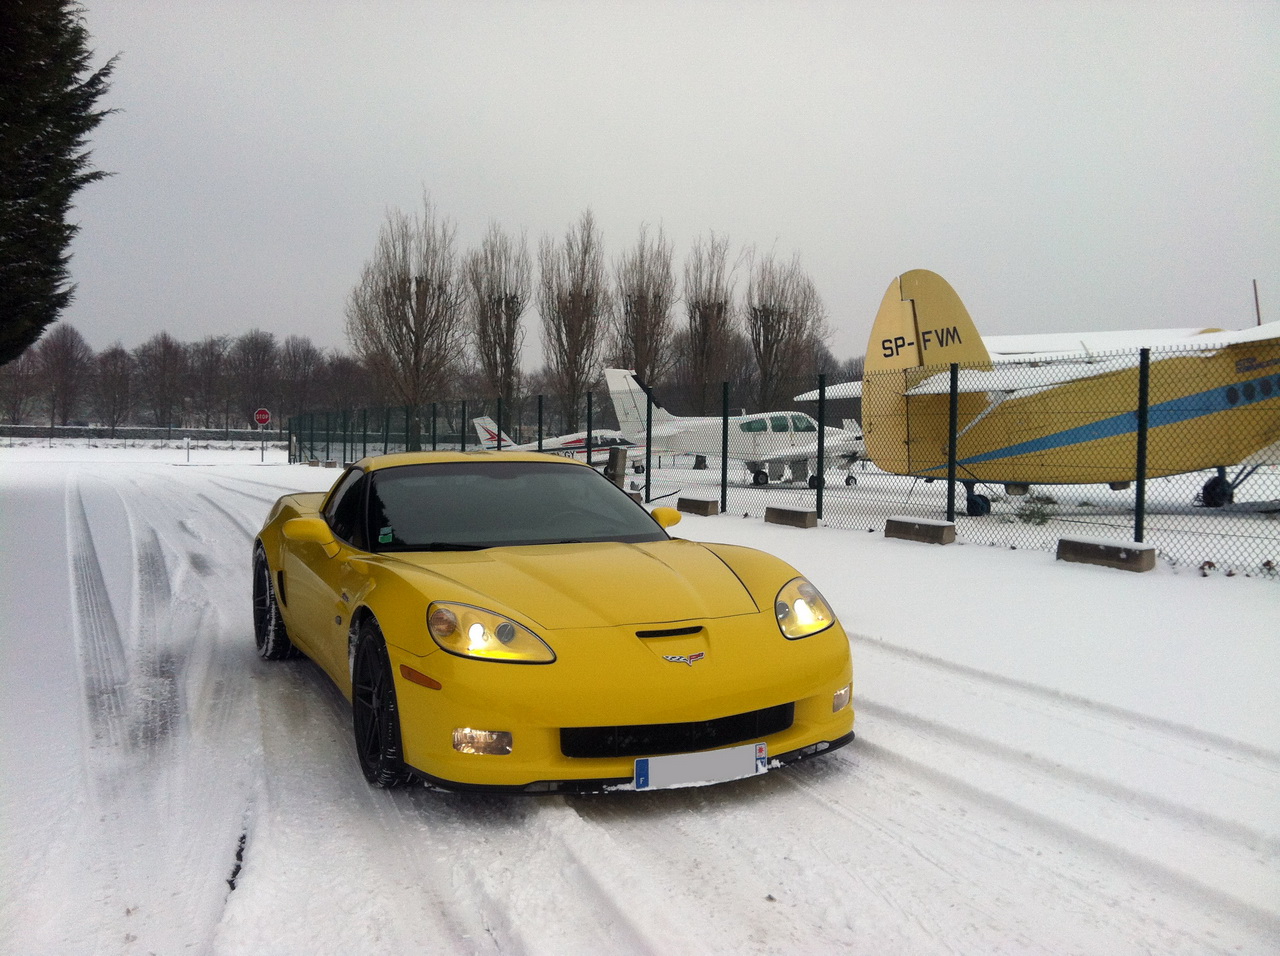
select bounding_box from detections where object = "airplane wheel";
[966,494,991,517]
[752,471,769,486]
[1200,475,1233,508]
[844,475,856,487]
[807,475,821,490]
[633,464,645,474]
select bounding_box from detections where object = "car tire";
[253,546,297,660]
[351,619,411,788]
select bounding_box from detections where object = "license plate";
[634,742,768,791]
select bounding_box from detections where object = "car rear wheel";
[253,546,297,660]
[352,619,411,788]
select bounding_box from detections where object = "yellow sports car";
[253,451,854,792]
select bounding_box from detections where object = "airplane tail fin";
[604,369,673,438]
[472,416,513,450]
[865,270,991,380]
[863,271,991,472]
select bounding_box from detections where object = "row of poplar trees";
[345,198,845,433]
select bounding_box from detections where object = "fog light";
[833,683,852,712]
[452,728,513,755]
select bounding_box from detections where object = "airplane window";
[738,419,766,433]
[771,416,790,432]
[791,415,817,432]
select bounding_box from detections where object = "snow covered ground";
[1,444,1277,955]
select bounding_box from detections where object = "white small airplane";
[603,368,864,487]
[471,416,637,464]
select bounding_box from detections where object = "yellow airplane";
[826,270,1280,514]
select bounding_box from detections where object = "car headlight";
[774,577,836,639]
[427,603,555,663]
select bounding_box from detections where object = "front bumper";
[410,731,857,794]
[383,615,855,791]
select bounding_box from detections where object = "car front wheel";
[351,619,411,788]
[253,546,297,660]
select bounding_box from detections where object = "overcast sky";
[63,0,1278,366]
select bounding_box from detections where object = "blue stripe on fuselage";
[917,370,1280,473]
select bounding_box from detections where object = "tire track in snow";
[65,476,130,750]
[853,633,1280,767]
[845,739,1280,946]
[857,697,1277,854]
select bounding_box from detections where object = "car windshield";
[366,460,667,551]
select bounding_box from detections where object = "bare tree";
[744,252,829,410]
[227,329,278,426]
[345,198,466,442]
[133,331,188,427]
[538,209,611,430]
[465,222,530,425]
[279,334,323,422]
[187,335,229,429]
[612,223,676,387]
[0,349,40,424]
[94,343,132,435]
[678,233,738,413]
[35,323,93,425]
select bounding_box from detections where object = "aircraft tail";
[863,271,991,472]
[472,416,514,450]
[865,270,991,378]
[604,369,674,439]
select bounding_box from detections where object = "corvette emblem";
[662,652,705,666]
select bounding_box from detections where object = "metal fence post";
[721,382,729,514]
[461,400,468,452]
[947,363,959,523]
[324,412,331,461]
[585,391,593,463]
[645,388,653,503]
[496,395,503,450]
[816,373,826,520]
[537,395,544,451]
[361,408,368,460]
[1135,348,1151,543]
[382,407,390,455]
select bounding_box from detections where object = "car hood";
[388,538,759,629]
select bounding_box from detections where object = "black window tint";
[325,470,368,548]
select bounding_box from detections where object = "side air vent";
[635,625,704,638]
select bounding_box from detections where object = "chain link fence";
[288,343,1280,578]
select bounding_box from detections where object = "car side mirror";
[651,506,682,529]
[284,517,339,556]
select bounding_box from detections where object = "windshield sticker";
[379,527,394,544]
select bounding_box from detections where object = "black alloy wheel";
[352,620,411,788]
[253,547,297,660]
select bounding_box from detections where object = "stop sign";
[254,407,271,426]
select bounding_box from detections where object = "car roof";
[352,450,593,473]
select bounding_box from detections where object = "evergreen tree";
[0,0,116,365]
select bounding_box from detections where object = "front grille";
[560,703,795,759]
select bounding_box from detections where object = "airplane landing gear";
[966,493,992,516]
[1199,473,1234,508]
[844,475,857,486]
[961,479,991,516]
[808,474,822,489]
[752,470,769,486]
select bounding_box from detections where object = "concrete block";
[765,506,817,529]
[885,515,956,545]
[677,497,720,516]
[323,460,339,468]
[1056,536,1155,572]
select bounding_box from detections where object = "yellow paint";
[256,451,854,789]
[863,270,1280,484]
